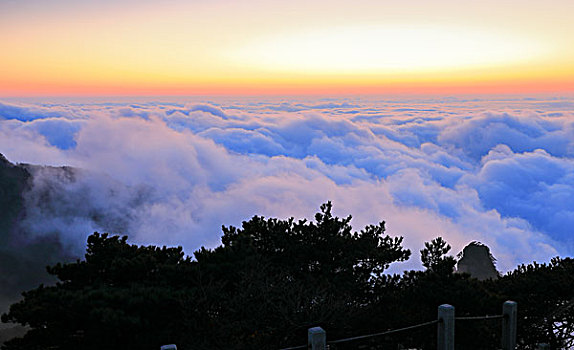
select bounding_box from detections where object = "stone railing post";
[308,327,326,350]
[438,304,455,350]
[502,301,517,350]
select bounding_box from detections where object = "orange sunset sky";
[1,0,573,96]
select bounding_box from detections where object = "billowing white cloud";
[1,96,572,272]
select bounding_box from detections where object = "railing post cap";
[308,326,325,334]
[439,304,454,309]
[504,300,517,305]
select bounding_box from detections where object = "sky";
[1,96,573,274]
[1,0,574,96]
[1,0,574,284]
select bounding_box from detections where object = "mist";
[1,96,573,298]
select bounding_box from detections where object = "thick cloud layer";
[1,96,573,273]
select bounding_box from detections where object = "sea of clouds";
[1,95,573,272]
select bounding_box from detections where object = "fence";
[280,300,517,350]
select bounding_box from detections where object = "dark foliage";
[420,237,456,275]
[496,258,574,349]
[2,202,574,349]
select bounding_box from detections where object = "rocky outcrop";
[456,241,499,280]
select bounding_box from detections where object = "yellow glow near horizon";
[229,25,547,74]
[0,0,573,96]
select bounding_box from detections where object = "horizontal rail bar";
[327,320,439,345]
[455,315,504,321]
[278,344,307,350]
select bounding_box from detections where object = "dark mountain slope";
[0,154,71,315]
